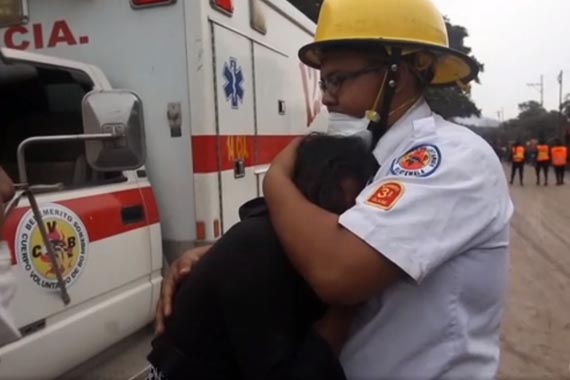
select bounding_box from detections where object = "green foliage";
[498,101,565,145]
[424,86,481,119]
[424,19,483,118]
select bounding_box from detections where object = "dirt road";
[499,165,570,379]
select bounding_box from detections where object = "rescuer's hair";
[293,133,379,214]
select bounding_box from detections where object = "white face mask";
[327,112,373,147]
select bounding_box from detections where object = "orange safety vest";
[536,144,550,162]
[512,146,525,163]
[551,146,568,166]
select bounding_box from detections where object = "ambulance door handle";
[121,205,145,225]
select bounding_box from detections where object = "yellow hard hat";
[298,0,480,86]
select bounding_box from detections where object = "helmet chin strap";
[366,47,402,151]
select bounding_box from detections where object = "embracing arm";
[154,245,211,335]
[263,146,402,306]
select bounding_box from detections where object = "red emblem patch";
[366,182,405,210]
[391,144,441,178]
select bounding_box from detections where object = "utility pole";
[527,75,544,107]
[496,108,505,123]
[558,70,565,139]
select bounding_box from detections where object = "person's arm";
[154,245,211,335]
[263,139,511,307]
[262,141,401,306]
[314,306,357,356]
[264,168,401,306]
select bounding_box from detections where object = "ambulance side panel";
[191,0,327,234]
[0,53,160,378]
[0,0,198,256]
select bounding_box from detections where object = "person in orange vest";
[510,141,526,185]
[535,139,550,186]
[551,138,568,185]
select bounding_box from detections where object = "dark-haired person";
[147,135,378,380]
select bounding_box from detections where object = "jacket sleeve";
[222,307,347,380]
[218,262,346,380]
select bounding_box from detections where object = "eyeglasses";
[319,66,385,96]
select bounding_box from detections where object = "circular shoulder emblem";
[15,203,89,291]
[390,144,442,178]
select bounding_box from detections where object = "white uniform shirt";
[339,100,513,379]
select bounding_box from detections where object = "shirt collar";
[372,98,432,164]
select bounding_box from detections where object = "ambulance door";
[252,43,291,196]
[211,23,258,232]
[0,58,154,378]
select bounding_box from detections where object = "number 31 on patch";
[366,181,405,211]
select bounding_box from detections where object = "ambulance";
[0,0,325,378]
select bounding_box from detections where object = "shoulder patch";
[366,181,405,211]
[390,144,441,178]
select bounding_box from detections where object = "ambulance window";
[0,61,125,189]
[45,83,87,113]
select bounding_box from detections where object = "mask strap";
[366,47,402,151]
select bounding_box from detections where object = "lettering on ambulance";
[226,135,250,162]
[300,63,323,127]
[3,20,89,50]
[15,204,89,290]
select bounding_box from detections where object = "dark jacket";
[148,198,346,380]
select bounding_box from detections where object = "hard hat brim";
[298,39,480,86]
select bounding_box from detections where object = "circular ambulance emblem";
[15,204,89,291]
[390,144,441,178]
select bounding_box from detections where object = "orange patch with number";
[366,182,405,211]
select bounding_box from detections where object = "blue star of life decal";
[223,57,245,109]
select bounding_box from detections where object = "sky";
[431,0,570,121]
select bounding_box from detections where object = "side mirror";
[82,90,146,172]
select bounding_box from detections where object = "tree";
[424,86,481,119]
[424,19,483,119]
[499,100,561,144]
[286,1,483,119]
[517,101,547,119]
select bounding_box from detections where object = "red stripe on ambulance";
[191,134,301,173]
[3,187,159,264]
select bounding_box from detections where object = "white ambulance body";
[0,0,325,378]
